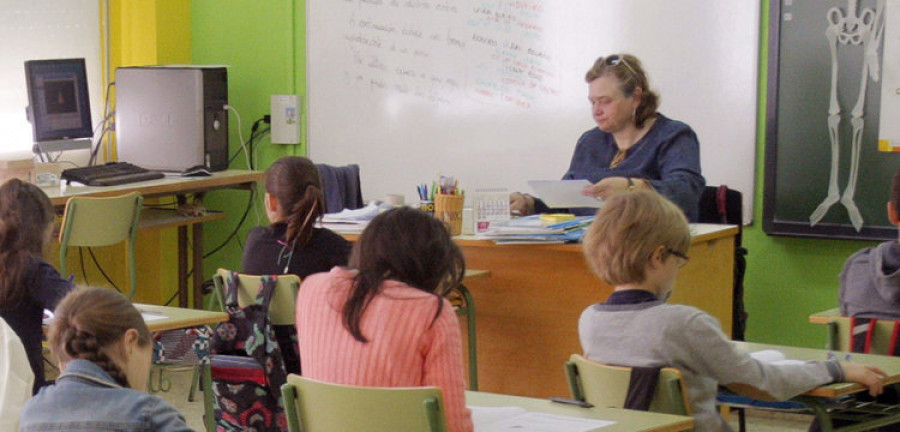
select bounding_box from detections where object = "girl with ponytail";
[0,178,73,394]
[242,156,351,278]
[20,287,193,431]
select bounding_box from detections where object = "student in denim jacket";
[19,287,193,432]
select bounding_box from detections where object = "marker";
[549,396,594,408]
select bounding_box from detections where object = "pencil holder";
[434,194,465,236]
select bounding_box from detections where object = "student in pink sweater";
[296,207,473,432]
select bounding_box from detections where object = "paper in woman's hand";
[527,180,604,209]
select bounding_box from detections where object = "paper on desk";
[322,202,386,223]
[750,349,805,366]
[528,180,603,209]
[470,406,614,432]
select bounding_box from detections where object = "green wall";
[190,0,306,279]
[188,0,886,348]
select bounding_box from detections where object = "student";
[19,287,194,432]
[0,178,73,394]
[579,190,886,432]
[840,168,900,319]
[295,207,473,432]
[242,155,351,277]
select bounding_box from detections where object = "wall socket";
[270,94,301,144]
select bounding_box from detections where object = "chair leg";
[202,364,216,432]
[188,364,201,402]
[458,284,478,391]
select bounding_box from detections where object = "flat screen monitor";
[24,58,93,153]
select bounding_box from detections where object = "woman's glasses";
[665,248,690,268]
[604,54,638,80]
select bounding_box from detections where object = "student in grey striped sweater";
[578,190,887,432]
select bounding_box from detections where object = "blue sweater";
[541,114,705,220]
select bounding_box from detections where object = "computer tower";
[115,66,228,172]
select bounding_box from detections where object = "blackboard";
[764,0,900,240]
[307,0,760,222]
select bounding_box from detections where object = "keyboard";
[62,162,165,186]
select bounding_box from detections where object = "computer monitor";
[24,58,93,153]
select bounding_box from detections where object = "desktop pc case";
[115,66,228,173]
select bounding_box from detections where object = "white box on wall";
[271,94,301,144]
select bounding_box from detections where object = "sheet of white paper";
[473,409,615,432]
[528,180,603,209]
[749,349,786,363]
[141,313,167,322]
[469,406,529,425]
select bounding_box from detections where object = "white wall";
[0,0,101,162]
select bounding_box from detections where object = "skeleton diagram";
[810,0,885,231]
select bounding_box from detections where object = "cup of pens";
[416,184,434,216]
[435,194,465,236]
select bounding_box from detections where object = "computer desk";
[42,170,263,308]
[346,224,738,398]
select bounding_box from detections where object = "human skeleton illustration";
[810,0,885,231]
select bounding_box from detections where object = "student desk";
[809,308,841,325]
[454,223,737,398]
[467,391,694,432]
[135,303,228,332]
[135,303,228,432]
[42,170,263,308]
[736,341,900,431]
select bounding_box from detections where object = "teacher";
[510,53,705,221]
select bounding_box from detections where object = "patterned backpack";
[209,272,287,431]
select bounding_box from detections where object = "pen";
[549,396,594,408]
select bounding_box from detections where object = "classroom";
[3,1,900,431]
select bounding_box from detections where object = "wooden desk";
[467,391,694,432]
[457,223,737,398]
[736,341,900,431]
[43,170,263,308]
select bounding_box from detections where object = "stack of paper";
[475,215,593,244]
[319,202,389,234]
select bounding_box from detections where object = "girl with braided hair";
[0,178,73,394]
[20,286,193,431]
[242,156,351,277]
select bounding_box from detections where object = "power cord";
[224,105,252,170]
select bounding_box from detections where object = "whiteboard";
[307,1,759,223]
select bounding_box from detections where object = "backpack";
[209,272,287,431]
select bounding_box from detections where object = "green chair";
[211,269,301,326]
[280,374,448,432]
[565,354,691,417]
[58,192,143,299]
[826,316,900,354]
